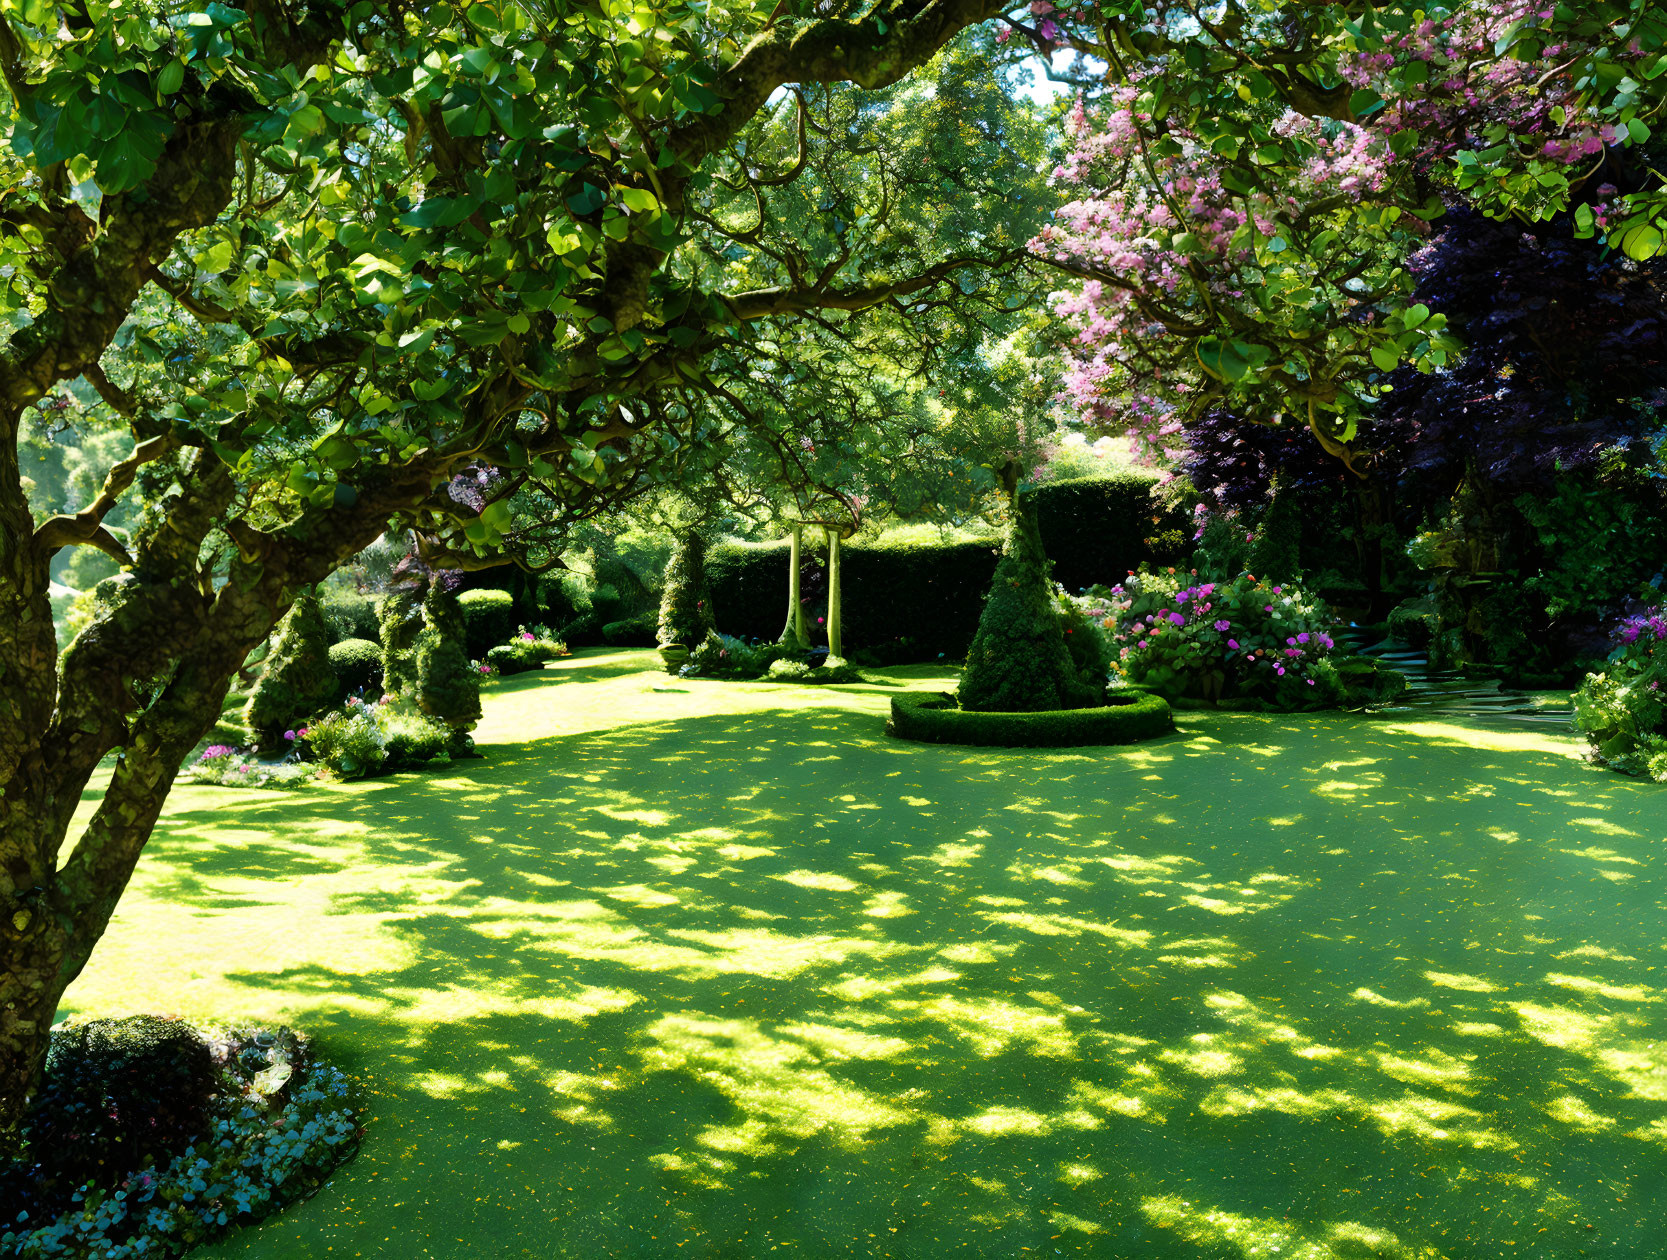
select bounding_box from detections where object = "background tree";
[0,0,1034,1136]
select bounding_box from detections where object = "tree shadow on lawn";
[67,702,1667,1260]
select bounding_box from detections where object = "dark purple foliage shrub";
[1381,206,1667,503]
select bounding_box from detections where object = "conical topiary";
[246,591,337,745]
[658,530,716,649]
[1246,473,1302,587]
[379,584,425,697]
[958,492,1101,713]
[415,578,481,744]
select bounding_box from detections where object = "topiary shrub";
[378,586,425,697]
[457,589,517,656]
[245,593,336,747]
[8,1016,215,1221]
[658,531,716,656]
[415,580,481,745]
[888,690,1173,747]
[959,494,1102,713]
[328,637,382,699]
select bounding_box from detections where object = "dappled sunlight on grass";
[58,652,1667,1257]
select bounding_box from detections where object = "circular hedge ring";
[887,690,1174,748]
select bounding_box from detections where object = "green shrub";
[415,581,481,740]
[658,531,716,652]
[319,588,378,644]
[379,586,425,697]
[486,634,568,675]
[603,611,659,646]
[959,496,1101,713]
[301,696,454,779]
[380,706,452,768]
[1574,611,1667,780]
[888,690,1173,747]
[15,1016,214,1217]
[457,589,517,656]
[328,637,382,698]
[766,655,862,684]
[246,593,337,747]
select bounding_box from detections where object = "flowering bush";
[485,630,568,676]
[1574,610,1667,782]
[1090,567,1340,707]
[186,746,315,791]
[0,1019,360,1260]
[300,695,452,780]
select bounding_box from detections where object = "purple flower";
[1297,632,1310,644]
[1169,612,1185,626]
[1286,637,1296,647]
[1227,639,1239,650]
[284,730,296,741]
[1264,605,1273,612]
[1214,620,1230,632]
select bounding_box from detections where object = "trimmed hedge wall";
[1034,473,1188,592]
[707,474,1184,662]
[887,690,1175,747]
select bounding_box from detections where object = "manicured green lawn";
[63,650,1667,1258]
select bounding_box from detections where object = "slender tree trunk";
[782,524,807,647]
[826,527,843,660]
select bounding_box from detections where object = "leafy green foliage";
[245,594,335,746]
[1575,614,1667,780]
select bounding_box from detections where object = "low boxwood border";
[887,690,1174,748]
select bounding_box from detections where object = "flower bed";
[1080,568,1405,709]
[887,690,1173,748]
[0,1017,361,1260]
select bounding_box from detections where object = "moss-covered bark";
[378,586,425,697]
[958,490,1101,713]
[244,592,335,746]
